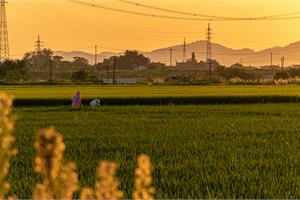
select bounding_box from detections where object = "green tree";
[72,57,90,69]
[0,59,29,81]
[216,66,256,81]
[107,50,150,69]
[71,70,89,83]
[273,71,289,81]
[23,48,53,70]
[52,55,64,68]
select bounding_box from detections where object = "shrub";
[273,71,289,81]
[275,79,289,86]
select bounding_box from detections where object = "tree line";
[1,48,300,84]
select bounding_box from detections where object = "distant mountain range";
[55,40,300,67]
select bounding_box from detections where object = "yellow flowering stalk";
[58,162,78,199]
[94,161,123,200]
[133,154,155,200]
[80,161,123,200]
[0,92,17,199]
[32,184,51,200]
[80,188,95,200]
[33,128,78,200]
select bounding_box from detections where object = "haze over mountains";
[55,40,300,67]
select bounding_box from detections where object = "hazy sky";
[8,0,300,57]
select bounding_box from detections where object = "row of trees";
[273,68,300,82]
[215,64,260,81]
[3,47,300,84]
[215,63,300,83]
[0,49,153,82]
[23,49,151,71]
[24,49,90,70]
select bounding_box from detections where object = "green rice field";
[8,104,300,199]
[1,85,300,99]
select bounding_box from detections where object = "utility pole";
[35,35,43,71]
[281,56,285,69]
[113,56,116,85]
[106,59,109,80]
[0,0,9,62]
[49,57,53,82]
[183,38,186,63]
[169,48,173,67]
[209,62,212,80]
[206,23,213,80]
[270,52,273,67]
[93,45,98,72]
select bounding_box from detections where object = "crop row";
[12,95,300,106]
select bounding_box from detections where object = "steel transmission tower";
[206,23,213,80]
[35,35,43,71]
[206,23,212,62]
[35,35,43,53]
[0,0,9,62]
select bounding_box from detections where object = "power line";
[115,0,300,20]
[66,0,215,21]
[67,0,300,21]
[14,0,204,37]
[12,2,192,43]
[114,0,232,19]
[11,0,300,57]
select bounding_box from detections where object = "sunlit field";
[4,0,300,198]
[1,85,300,99]
[9,104,300,199]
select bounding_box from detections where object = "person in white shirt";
[90,99,101,108]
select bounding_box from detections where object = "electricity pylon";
[206,23,213,80]
[0,0,9,62]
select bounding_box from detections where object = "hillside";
[55,41,300,67]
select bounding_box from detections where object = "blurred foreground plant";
[33,128,155,200]
[32,128,78,199]
[80,161,123,200]
[0,92,17,199]
[133,154,155,200]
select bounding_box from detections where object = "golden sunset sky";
[8,0,300,57]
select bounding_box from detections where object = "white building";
[134,65,148,71]
[103,78,139,84]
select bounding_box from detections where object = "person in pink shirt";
[72,90,82,108]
